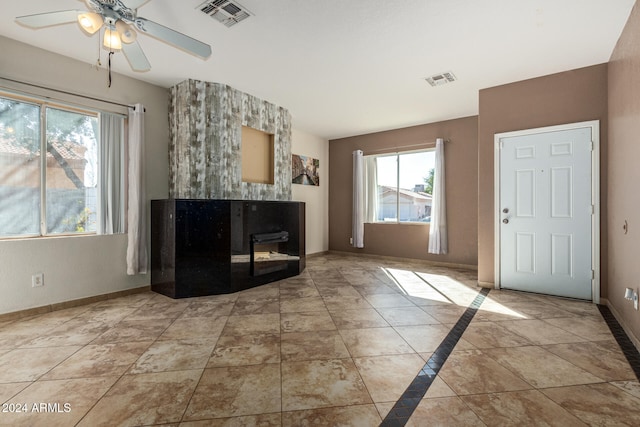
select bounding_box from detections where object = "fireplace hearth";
[151,199,305,298]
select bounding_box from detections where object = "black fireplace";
[151,199,305,298]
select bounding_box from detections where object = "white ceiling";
[0,0,635,139]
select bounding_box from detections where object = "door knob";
[503,208,509,214]
[503,218,509,224]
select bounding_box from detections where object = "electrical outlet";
[32,273,44,288]
[349,237,353,245]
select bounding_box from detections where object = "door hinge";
[591,141,595,151]
[591,270,595,279]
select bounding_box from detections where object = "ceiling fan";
[15,0,212,72]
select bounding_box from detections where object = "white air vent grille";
[425,72,457,87]
[198,0,251,27]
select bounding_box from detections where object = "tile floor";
[0,253,639,426]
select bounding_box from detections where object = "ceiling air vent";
[197,0,252,27]
[425,71,457,87]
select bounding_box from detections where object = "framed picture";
[292,154,319,186]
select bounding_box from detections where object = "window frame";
[0,90,107,240]
[366,148,435,225]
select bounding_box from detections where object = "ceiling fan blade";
[133,17,212,59]
[122,40,151,72]
[122,0,150,9]
[16,10,80,28]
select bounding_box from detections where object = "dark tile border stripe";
[597,305,640,381]
[380,288,491,427]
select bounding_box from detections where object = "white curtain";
[428,138,448,254]
[352,150,365,248]
[126,104,147,275]
[97,113,125,234]
[364,156,378,223]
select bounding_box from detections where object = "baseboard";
[326,250,478,271]
[601,297,640,353]
[0,286,151,323]
[477,281,495,289]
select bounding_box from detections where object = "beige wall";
[0,36,169,314]
[329,116,478,267]
[477,64,609,294]
[291,128,329,254]
[608,2,640,344]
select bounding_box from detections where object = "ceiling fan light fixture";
[115,20,137,43]
[103,27,122,50]
[78,12,103,34]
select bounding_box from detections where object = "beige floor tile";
[2,377,118,427]
[282,404,381,427]
[235,285,280,301]
[461,321,534,348]
[543,340,636,381]
[78,370,202,426]
[403,397,486,427]
[329,309,389,329]
[180,413,282,426]
[130,339,217,373]
[322,295,374,311]
[503,300,578,319]
[74,305,137,325]
[231,298,280,315]
[394,324,452,353]
[92,318,174,344]
[484,346,603,388]
[314,283,362,298]
[419,304,468,323]
[281,359,371,411]
[474,299,532,321]
[340,327,415,357]
[0,332,36,350]
[424,376,457,398]
[437,349,532,395]
[542,383,640,426]
[497,319,586,345]
[21,320,111,348]
[125,299,190,320]
[611,380,640,399]
[0,382,30,403]
[543,316,614,341]
[281,330,350,362]
[183,364,280,420]
[353,354,425,403]
[280,310,336,333]
[42,341,153,380]
[376,306,440,326]
[280,297,327,313]
[159,316,228,340]
[279,282,320,300]
[363,293,415,309]
[0,346,80,383]
[179,300,235,318]
[461,390,587,426]
[354,282,402,296]
[222,314,280,336]
[208,334,280,367]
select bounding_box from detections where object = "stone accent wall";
[168,79,292,200]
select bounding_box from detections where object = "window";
[369,150,435,223]
[0,93,108,238]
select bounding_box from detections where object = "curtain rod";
[364,139,449,155]
[0,76,141,111]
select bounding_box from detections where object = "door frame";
[493,120,600,303]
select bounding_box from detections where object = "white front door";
[497,123,597,300]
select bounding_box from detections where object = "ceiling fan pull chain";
[108,51,114,88]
